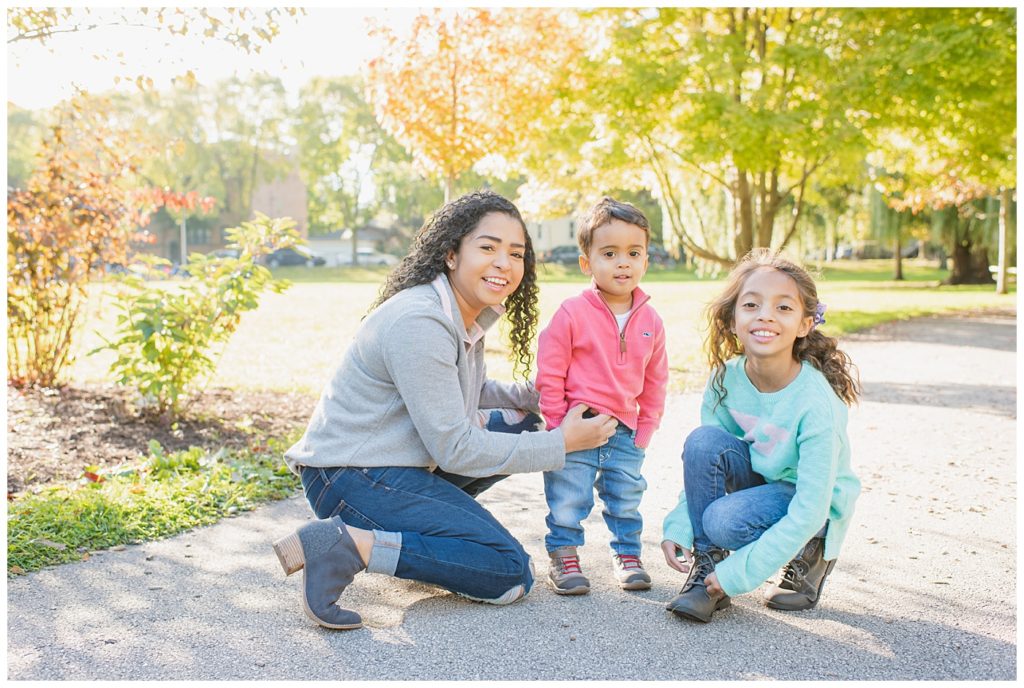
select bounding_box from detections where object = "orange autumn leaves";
[7,95,216,387]
[365,8,583,199]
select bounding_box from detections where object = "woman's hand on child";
[661,539,693,574]
[560,404,617,453]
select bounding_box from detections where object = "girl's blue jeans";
[299,410,541,603]
[543,423,647,556]
[683,425,818,552]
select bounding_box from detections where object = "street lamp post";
[179,215,188,266]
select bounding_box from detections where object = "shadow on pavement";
[863,381,1016,417]
[852,314,1016,353]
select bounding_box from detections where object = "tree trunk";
[756,170,777,248]
[221,176,245,230]
[996,186,1011,294]
[947,241,995,284]
[735,170,754,257]
[893,213,903,280]
[825,211,836,263]
[444,173,454,204]
[893,234,903,280]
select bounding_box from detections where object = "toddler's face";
[580,219,649,308]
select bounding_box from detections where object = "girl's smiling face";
[732,267,814,362]
[445,212,526,328]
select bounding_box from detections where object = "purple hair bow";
[811,302,827,330]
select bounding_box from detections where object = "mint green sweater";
[662,357,860,597]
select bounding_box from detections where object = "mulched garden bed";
[6,383,317,495]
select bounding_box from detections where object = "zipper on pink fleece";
[598,298,634,362]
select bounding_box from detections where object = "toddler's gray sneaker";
[612,553,652,590]
[548,546,590,595]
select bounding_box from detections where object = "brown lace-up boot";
[665,547,731,622]
[764,536,836,611]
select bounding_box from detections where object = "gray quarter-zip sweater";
[284,275,566,478]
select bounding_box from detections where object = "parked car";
[341,248,399,267]
[542,245,581,265]
[646,244,677,267]
[209,248,241,260]
[849,241,893,260]
[901,242,920,259]
[264,248,325,268]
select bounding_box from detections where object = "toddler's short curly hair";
[577,197,650,256]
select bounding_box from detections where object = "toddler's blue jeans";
[299,410,541,604]
[682,425,825,552]
[543,423,647,556]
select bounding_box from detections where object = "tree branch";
[776,154,828,205]
[9,21,166,44]
[642,135,732,265]
[778,163,810,250]
[657,143,732,190]
[690,198,715,250]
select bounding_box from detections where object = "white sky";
[7,7,422,111]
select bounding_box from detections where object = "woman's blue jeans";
[543,423,647,556]
[682,425,801,553]
[299,411,541,602]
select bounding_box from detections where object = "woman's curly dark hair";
[369,190,540,380]
[706,248,861,407]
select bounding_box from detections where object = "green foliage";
[519,8,877,265]
[6,103,45,190]
[93,215,298,416]
[129,75,293,232]
[296,76,393,237]
[853,9,1016,284]
[7,436,300,574]
[7,94,158,388]
[858,8,1016,193]
[511,7,1014,272]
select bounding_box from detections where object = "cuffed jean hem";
[367,529,402,576]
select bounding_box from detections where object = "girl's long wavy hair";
[369,190,539,380]
[706,248,861,407]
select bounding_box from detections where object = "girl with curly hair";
[272,190,617,629]
[661,248,862,623]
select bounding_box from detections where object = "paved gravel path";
[7,312,1016,680]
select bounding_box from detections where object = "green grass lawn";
[7,437,301,573]
[74,259,1015,396]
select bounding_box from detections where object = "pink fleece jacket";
[536,283,668,449]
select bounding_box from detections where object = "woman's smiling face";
[445,212,526,327]
[732,267,813,362]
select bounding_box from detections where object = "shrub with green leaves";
[93,214,298,416]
